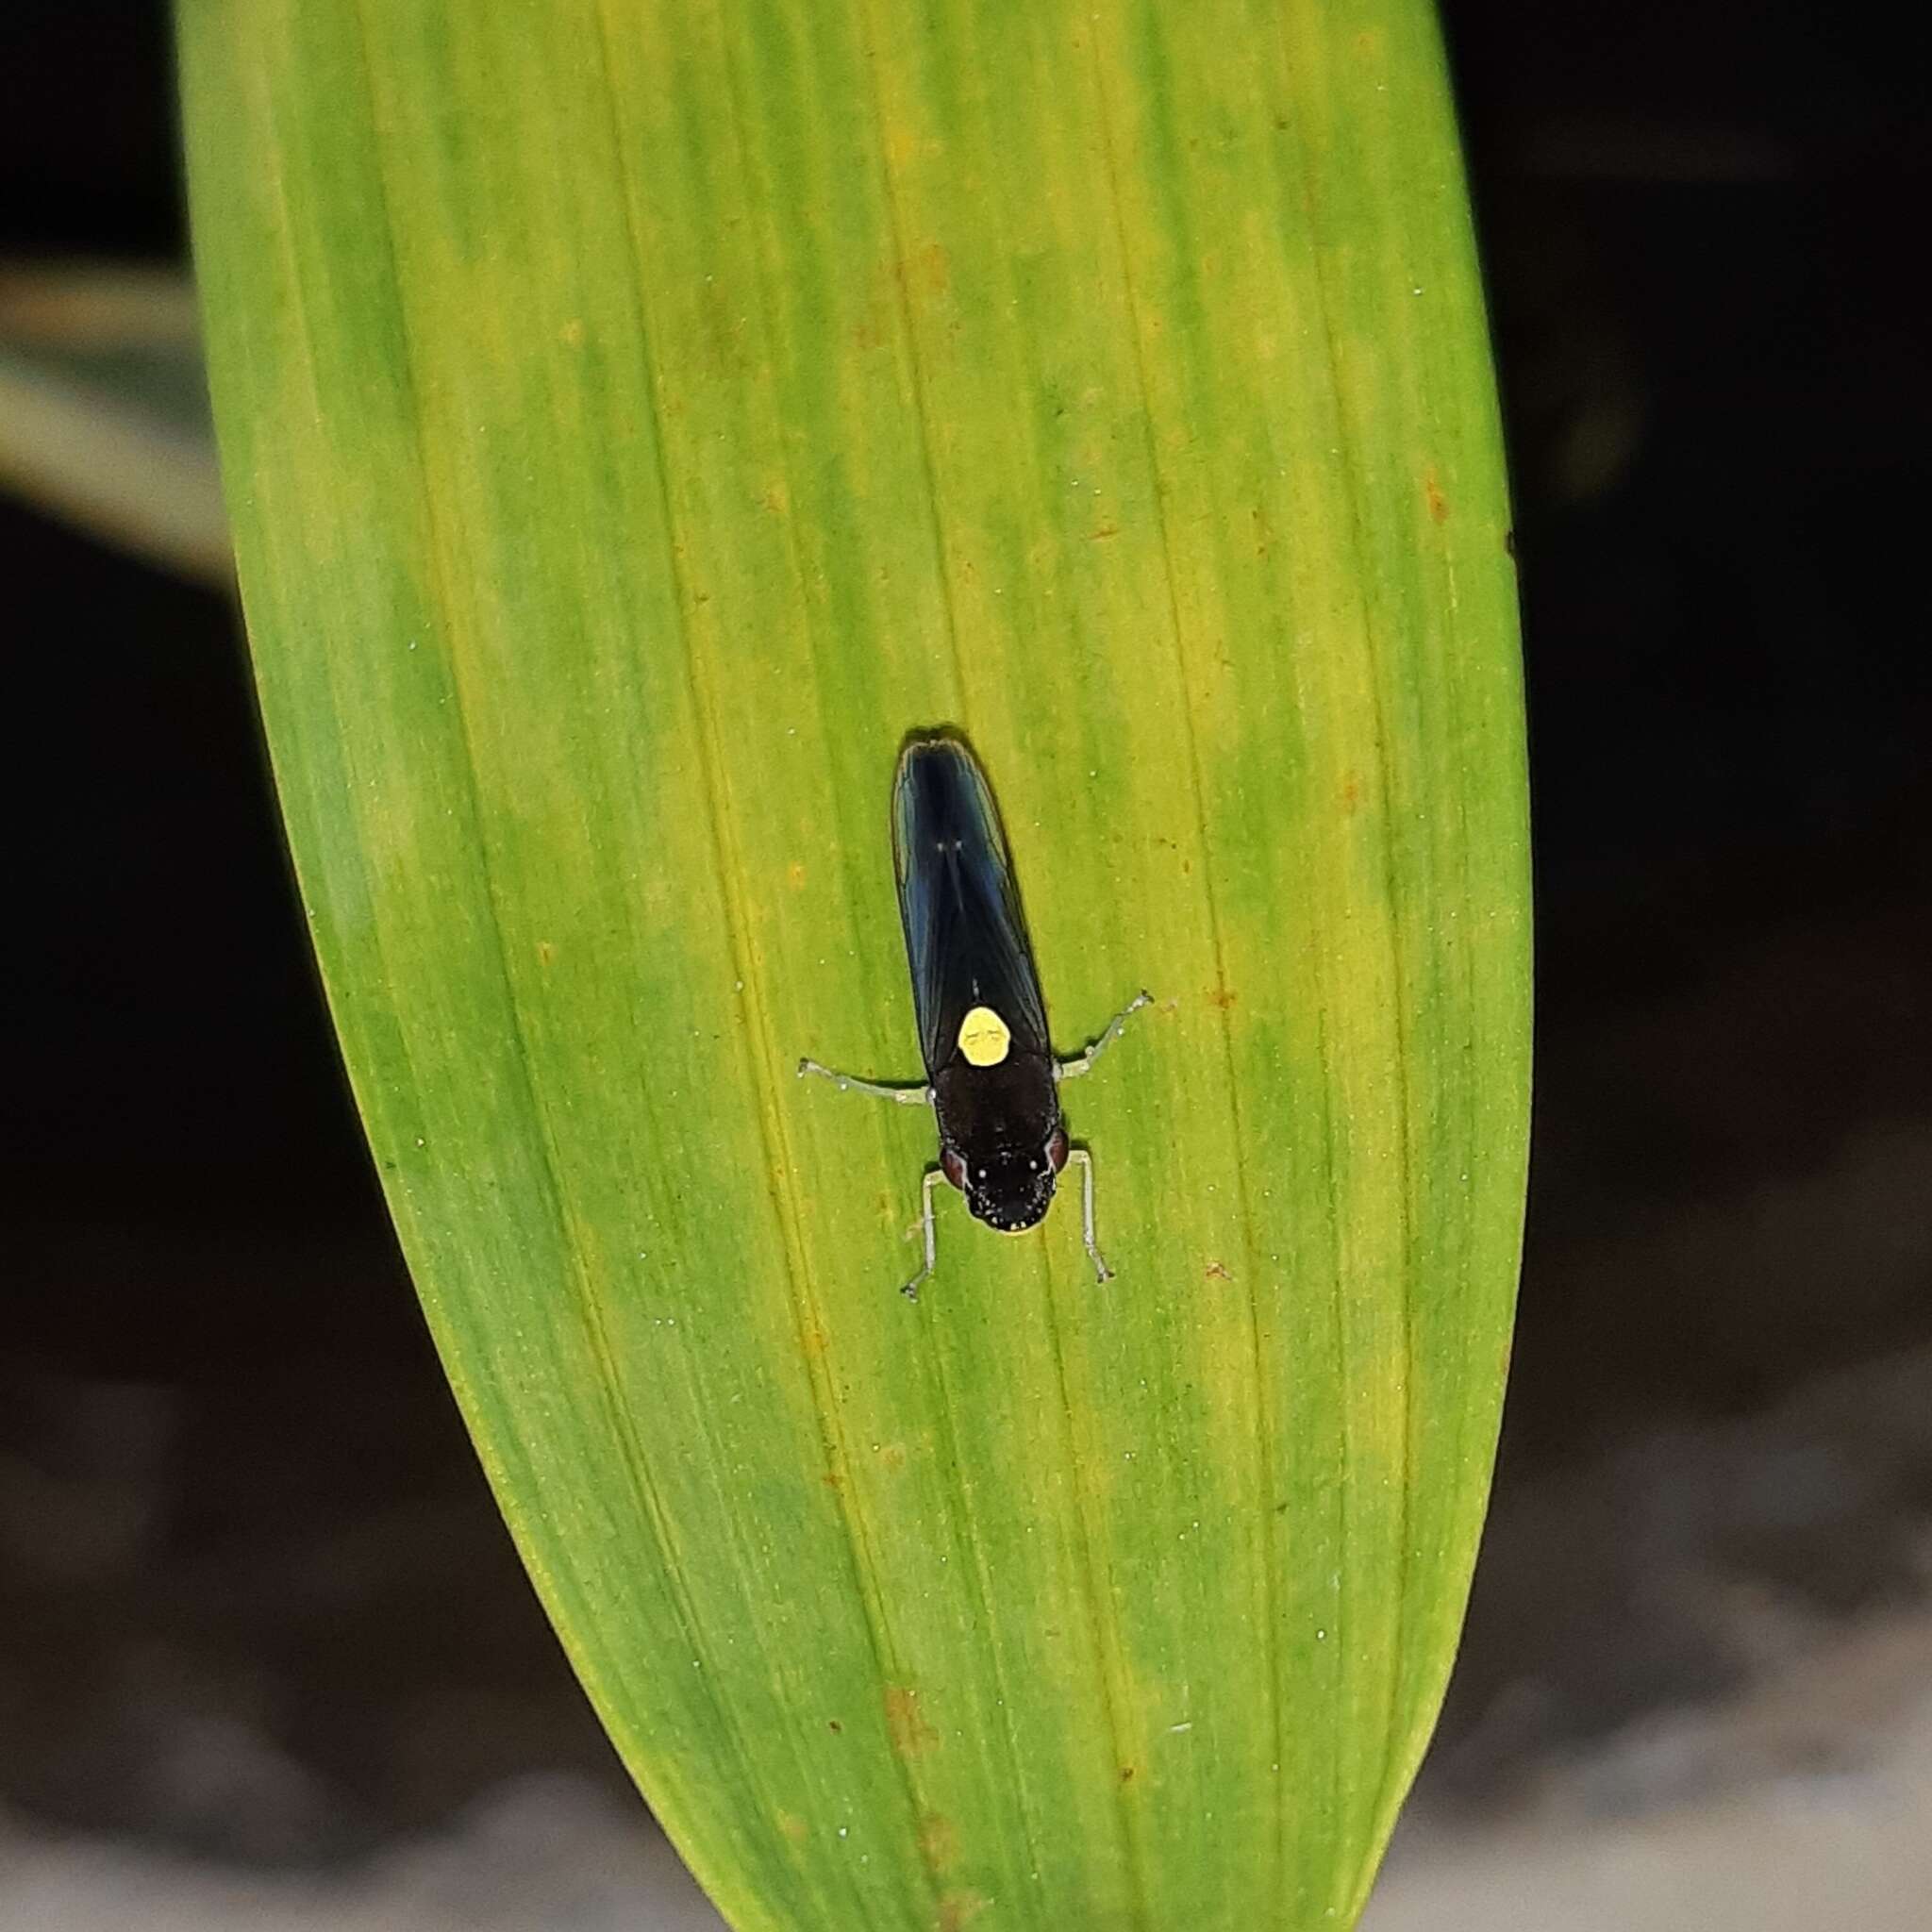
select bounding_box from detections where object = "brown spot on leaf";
[900,241,950,303]
[876,1441,908,1472]
[1120,1764,1136,1783]
[918,1809,959,1869]
[787,861,808,891]
[1205,1260,1232,1282]
[1206,985,1238,1011]
[827,1719,842,1733]
[937,1891,990,1932]
[1424,466,1449,524]
[1340,773,1362,814]
[777,1810,807,1842]
[884,1684,939,1757]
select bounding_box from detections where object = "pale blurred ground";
[1369,1617,1932,1932]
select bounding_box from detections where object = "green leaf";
[179,3,1528,1927]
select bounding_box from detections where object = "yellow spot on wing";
[957,1006,1010,1067]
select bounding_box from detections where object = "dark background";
[5,0,1929,1867]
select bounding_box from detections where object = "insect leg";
[902,1167,943,1301]
[1066,1146,1114,1283]
[797,1058,933,1105]
[1056,990,1153,1081]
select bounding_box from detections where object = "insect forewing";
[892,741,1051,1078]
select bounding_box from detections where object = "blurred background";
[4,3,1929,1926]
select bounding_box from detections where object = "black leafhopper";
[800,737,1150,1299]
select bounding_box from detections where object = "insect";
[799,736,1151,1299]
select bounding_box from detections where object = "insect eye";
[941,1148,968,1191]
[1046,1130,1069,1174]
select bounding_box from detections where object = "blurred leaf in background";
[0,261,225,582]
[179,2,1527,1928]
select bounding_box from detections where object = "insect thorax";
[933,1053,1063,1232]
